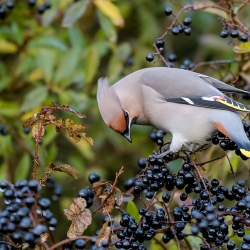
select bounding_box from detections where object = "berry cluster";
[0,179,57,248]
[211,121,250,160]
[0,0,14,20]
[220,29,249,42]
[164,7,192,36]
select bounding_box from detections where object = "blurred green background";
[0,0,250,247]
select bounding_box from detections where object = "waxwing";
[97,67,250,157]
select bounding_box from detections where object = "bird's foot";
[153,149,174,160]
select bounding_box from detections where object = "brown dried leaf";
[95,221,111,247]
[57,164,78,179]
[64,197,92,238]
[101,194,115,215]
[22,243,29,249]
[114,186,123,206]
[40,233,49,243]
[72,124,87,131]
[39,171,52,186]
[242,60,250,72]
[32,123,45,139]
[65,118,74,129]
[82,132,94,145]
[48,162,57,170]
[93,181,108,198]
[71,133,82,143]
[34,245,45,250]
[52,102,86,118]
[23,114,39,128]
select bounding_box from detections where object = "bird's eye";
[123,110,129,120]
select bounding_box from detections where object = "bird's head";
[97,78,137,142]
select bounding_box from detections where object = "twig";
[184,236,192,250]
[153,44,170,67]
[44,219,56,245]
[196,155,225,167]
[48,236,93,250]
[224,151,237,183]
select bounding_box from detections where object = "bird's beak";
[122,128,132,143]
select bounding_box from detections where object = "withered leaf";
[93,181,109,198]
[39,171,52,186]
[40,233,49,243]
[100,194,115,215]
[22,243,29,249]
[52,102,86,118]
[64,197,92,238]
[65,118,74,129]
[70,133,82,143]
[114,186,123,206]
[49,163,78,179]
[34,245,45,250]
[95,221,111,247]
[57,164,78,179]
[82,133,94,145]
[23,114,39,128]
[72,124,87,131]
[32,123,45,139]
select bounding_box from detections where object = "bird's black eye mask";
[122,110,138,135]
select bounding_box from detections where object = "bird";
[97,67,250,158]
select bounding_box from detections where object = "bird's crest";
[97,78,127,133]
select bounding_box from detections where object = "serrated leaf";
[101,194,115,215]
[85,45,100,84]
[96,221,111,247]
[23,114,39,128]
[114,186,123,206]
[82,133,94,145]
[57,164,78,179]
[32,123,45,139]
[127,201,140,222]
[62,0,90,28]
[64,197,92,238]
[0,38,18,53]
[233,42,250,53]
[40,233,49,243]
[21,86,48,112]
[94,0,124,27]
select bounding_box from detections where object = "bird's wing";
[198,74,250,95]
[141,68,250,112]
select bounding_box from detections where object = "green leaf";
[84,45,100,84]
[107,53,123,82]
[54,47,81,84]
[45,145,58,165]
[21,86,48,112]
[42,7,58,26]
[43,126,58,146]
[35,48,55,83]
[14,153,30,182]
[97,10,117,43]
[62,0,90,28]
[0,135,13,157]
[0,101,19,118]
[233,42,250,53]
[0,38,17,53]
[127,201,140,222]
[28,37,67,51]
[118,42,132,61]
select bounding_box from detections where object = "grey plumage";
[97,67,250,155]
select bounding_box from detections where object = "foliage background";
[0,0,250,248]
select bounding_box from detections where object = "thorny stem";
[92,166,124,215]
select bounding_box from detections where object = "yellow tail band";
[240,149,250,158]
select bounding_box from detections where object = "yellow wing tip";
[240,149,250,158]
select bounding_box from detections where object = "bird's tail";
[213,119,250,158]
